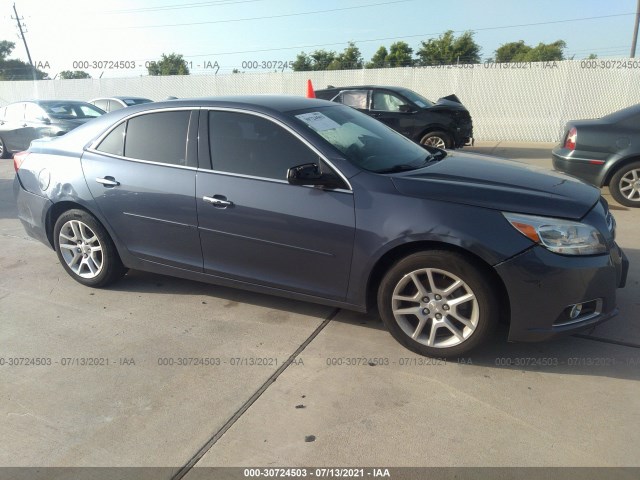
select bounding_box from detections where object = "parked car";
[553,104,640,207]
[89,96,153,113]
[14,96,627,357]
[314,85,473,149]
[0,100,104,158]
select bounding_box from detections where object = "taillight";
[564,127,577,150]
[13,151,30,172]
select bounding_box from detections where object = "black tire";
[53,209,127,287]
[609,161,640,207]
[377,251,498,358]
[0,136,8,159]
[419,131,451,149]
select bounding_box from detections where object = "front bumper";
[496,243,628,342]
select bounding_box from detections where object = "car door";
[369,89,417,137]
[82,108,203,271]
[196,109,355,300]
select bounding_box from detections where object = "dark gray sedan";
[13,96,628,357]
[553,104,640,207]
[0,100,104,158]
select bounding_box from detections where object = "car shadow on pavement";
[109,265,639,382]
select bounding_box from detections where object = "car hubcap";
[422,136,446,149]
[58,220,103,278]
[619,168,640,202]
[391,268,479,348]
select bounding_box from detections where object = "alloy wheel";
[58,220,104,279]
[391,268,479,348]
[618,168,640,202]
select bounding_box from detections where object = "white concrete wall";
[2,59,640,142]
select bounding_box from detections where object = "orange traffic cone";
[306,79,315,98]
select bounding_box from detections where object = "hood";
[433,94,465,109]
[391,152,600,219]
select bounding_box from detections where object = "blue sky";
[0,0,637,77]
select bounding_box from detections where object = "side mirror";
[287,163,344,189]
[399,104,416,113]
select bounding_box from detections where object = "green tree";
[386,41,413,67]
[587,53,598,59]
[147,53,190,76]
[416,30,481,65]
[310,50,337,71]
[292,52,313,71]
[328,41,363,70]
[494,40,566,62]
[366,46,389,68]
[0,40,49,80]
[59,70,91,79]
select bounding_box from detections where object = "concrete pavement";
[0,143,638,477]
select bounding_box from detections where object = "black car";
[553,104,640,207]
[89,96,153,113]
[314,85,473,149]
[0,100,105,158]
[13,96,627,357]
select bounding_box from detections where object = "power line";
[96,0,417,29]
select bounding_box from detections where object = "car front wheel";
[53,209,127,287]
[378,251,498,358]
[419,131,450,149]
[609,161,640,207]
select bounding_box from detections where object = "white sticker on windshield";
[295,112,341,132]
[50,107,68,113]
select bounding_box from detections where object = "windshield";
[292,105,441,173]
[398,89,434,108]
[40,102,104,119]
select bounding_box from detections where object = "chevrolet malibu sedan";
[13,96,628,357]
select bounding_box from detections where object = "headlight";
[503,212,607,255]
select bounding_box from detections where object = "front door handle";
[203,195,233,208]
[95,176,120,187]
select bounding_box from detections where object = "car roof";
[91,96,152,101]
[28,95,339,152]
[131,95,336,112]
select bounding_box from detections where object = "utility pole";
[632,0,640,58]
[11,2,37,81]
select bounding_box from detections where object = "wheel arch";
[365,241,510,324]
[602,155,640,186]
[415,127,453,146]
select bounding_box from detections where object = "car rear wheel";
[53,209,127,287]
[0,136,8,159]
[610,161,640,207]
[377,251,498,357]
[419,131,450,149]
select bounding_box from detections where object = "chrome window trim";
[85,151,198,171]
[196,167,352,195]
[201,106,353,191]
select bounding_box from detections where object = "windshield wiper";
[376,155,440,174]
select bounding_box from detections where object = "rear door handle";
[95,176,120,187]
[203,195,233,208]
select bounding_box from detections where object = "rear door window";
[96,110,191,166]
[337,90,369,110]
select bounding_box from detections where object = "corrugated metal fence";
[2,59,640,142]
